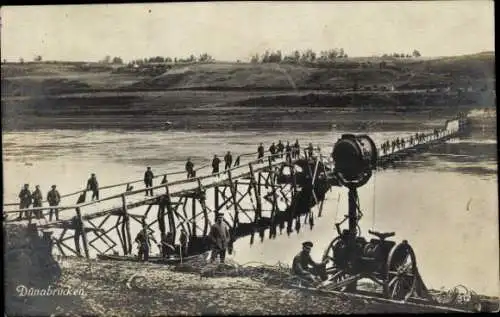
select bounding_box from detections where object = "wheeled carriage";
[322,133,420,301]
[322,228,418,300]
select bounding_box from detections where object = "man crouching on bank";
[292,241,326,283]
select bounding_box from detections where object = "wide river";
[2,116,498,296]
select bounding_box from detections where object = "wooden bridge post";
[121,194,132,255]
[248,163,262,222]
[268,156,278,223]
[197,179,209,236]
[163,179,177,242]
[227,169,239,229]
[75,207,90,258]
[214,186,219,211]
[191,196,197,237]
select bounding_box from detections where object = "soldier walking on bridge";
[224,151,232,171]
[185,158,195,179]
[307,143,314,159]
[381,142,387,155]
[212,155,221,174]
[257,143,265,163]
[285,141,292,163]
[87,173,99,201]
[32,185,43,219]
[144,167,154,196]
[269,142,277,161]
[47,185,61,221]
[18,184,32,221]
[293,139,300,159]
[277,140,285,158]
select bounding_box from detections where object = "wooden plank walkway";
[3,115,467,228]
[3,151,305,227]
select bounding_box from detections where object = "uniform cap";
[302,241,313,249]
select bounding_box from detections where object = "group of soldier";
[15,138,319,223]
[380,129,445,155]
[16,184,61,222]
[14,140,325,270]
[182,140,316,180]
[133,212,231,264]
[261,139,314,163]
[15,173,100,222]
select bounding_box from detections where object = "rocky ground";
[4,222,498,316]
[12,255,491,316]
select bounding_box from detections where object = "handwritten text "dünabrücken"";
[16,285,85,297]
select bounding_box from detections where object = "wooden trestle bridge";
[3,116,469,261]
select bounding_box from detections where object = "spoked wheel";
[384,241,417,301]
[322,237,352,291]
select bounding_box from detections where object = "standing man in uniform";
[18,184,32,221]
[185,158,194,179]
[47,185,61,221]
[307,143,314,159]
[179,228,188,256]
[277,140,285,158]
[257,143,265,163]
[32,185,43,219]
[224,151,233,171]
[144,167,154,196]
[86,173,99,201]
[209,213,232,263]
[72,214,84,257]
[212,155,221,175]
[135,221,157,261]
[160,232,175,258]
[269,142,277,161]
[293,139,300,159]
[285,141,292,163]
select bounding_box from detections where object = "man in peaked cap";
[292,241,324,283]
[86,173,99,201]
[209,213,232,263]
[18,184,32,220]
[47,185,61,221]
[144,166,154,196]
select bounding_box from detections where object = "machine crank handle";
[335,223,341,235]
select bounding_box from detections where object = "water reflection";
[1,124,498,296]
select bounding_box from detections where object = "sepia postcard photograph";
[2,1,498,315]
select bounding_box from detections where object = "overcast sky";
[0,1,495,62]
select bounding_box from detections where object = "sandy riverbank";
[8,254,497,316]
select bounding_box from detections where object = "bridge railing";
[3,145,322,219]
[3,145,314,208]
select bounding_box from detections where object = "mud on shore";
[9,256,489,316]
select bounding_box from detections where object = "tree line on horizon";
[99,53,215,66]
[4,49,422,65]
[250,48,348,64]
[250,49,422,64]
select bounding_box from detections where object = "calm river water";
[2,118,498,296]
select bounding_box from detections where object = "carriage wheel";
[384,241,417,301]
[322,237,351,290]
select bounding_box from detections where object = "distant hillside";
[1,53,495,97]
